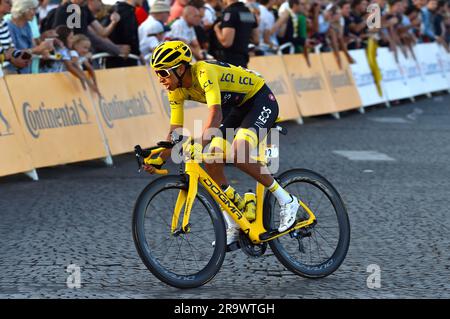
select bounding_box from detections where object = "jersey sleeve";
[196,65,221,106]
[168,90,185,125]
[221,10,239,29]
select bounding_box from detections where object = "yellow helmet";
[151,40,192,70]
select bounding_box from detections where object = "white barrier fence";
[350,43,450,107]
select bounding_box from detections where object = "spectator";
[52,0,119,37]
[105,0,142,68]
[327,3,355,63]
[36,0,57,23]
[0,0,29,73]
[168,0,188,23]
[84,1,131,63]
[432,0,448,50]
[40,24,72,73]
[52,26,100,94]
[167,5,205,60]
[139,0,171,58]
[135,2,148,26]
[257,0,278,53]
[421,0,438,41]
[213,0,259,67]
[189,0,210,51]
[7,0,53,74]
[272,0,307,53]
[347,0,369,49]
[203,0,219,30]
[71,33,98,90]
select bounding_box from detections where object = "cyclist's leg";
[206,106,252,243]
[231,85,299,231]
[231,84,279,187]
[204,105,251,188]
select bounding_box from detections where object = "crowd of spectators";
[0,0,449,76]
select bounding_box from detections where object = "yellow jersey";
[168,60,265,125]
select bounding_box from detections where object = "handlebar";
[134,124,286,175]
[134,144,170,175]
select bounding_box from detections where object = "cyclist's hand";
[143,156,165,174]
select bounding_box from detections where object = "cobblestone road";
[1,95,449,299]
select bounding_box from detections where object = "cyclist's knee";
[208,136,232,159]
[233,128,258,164]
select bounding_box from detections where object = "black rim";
[133,178,226,287]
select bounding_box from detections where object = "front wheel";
[264,169,350,278]
[132,175,227,288]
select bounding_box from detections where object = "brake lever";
[134,145,144,172]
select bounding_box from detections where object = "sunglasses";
[155,64,181,78]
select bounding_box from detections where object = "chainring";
[238,231,267,258]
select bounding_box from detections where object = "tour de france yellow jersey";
[168,60,265,125]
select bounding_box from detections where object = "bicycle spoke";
[313,228,337,251]
[181,234,202,270]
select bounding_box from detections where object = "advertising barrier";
[5,73,108,168]
[320,52,362,112]
[376,47,413,101]
[0,79,34,177]
[94,66,167,155]
[282,53,337,116]
[414,42,450,93]
[248,55,302,121]
[1,44,449,179]
[436,45,450,88]
[349,49,388,107]
[396,48,432,97]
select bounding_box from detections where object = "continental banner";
[94,66,167,155]
[248,55,301,121]
[5,73,107,168]
[320,52,362,112]
[0,78,34,177]
[283,53,337,116]
[148,71,207,138]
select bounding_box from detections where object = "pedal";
[226,241,241,252]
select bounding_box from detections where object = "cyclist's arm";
[201,104,222,147]
[158,124,183,162]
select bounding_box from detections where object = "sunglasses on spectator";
[155,64,181,78]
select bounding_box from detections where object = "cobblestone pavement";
[1,94,449,299]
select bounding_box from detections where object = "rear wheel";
[264,169,350,278]
[132,175,227,288]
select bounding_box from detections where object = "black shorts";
[218,84,279,143]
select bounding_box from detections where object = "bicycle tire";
[132,175,227,288]
[263,169,350,278]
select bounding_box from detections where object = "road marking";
[406,108,423,121]
[333,150,395,161]
[368,117,410,124]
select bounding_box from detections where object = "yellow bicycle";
[132,124,350,289]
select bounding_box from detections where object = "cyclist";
[146,40,299,245]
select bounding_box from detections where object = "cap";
[150,0,171,13]
[147,20,170,36]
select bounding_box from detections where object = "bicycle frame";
[167,136,317,245]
